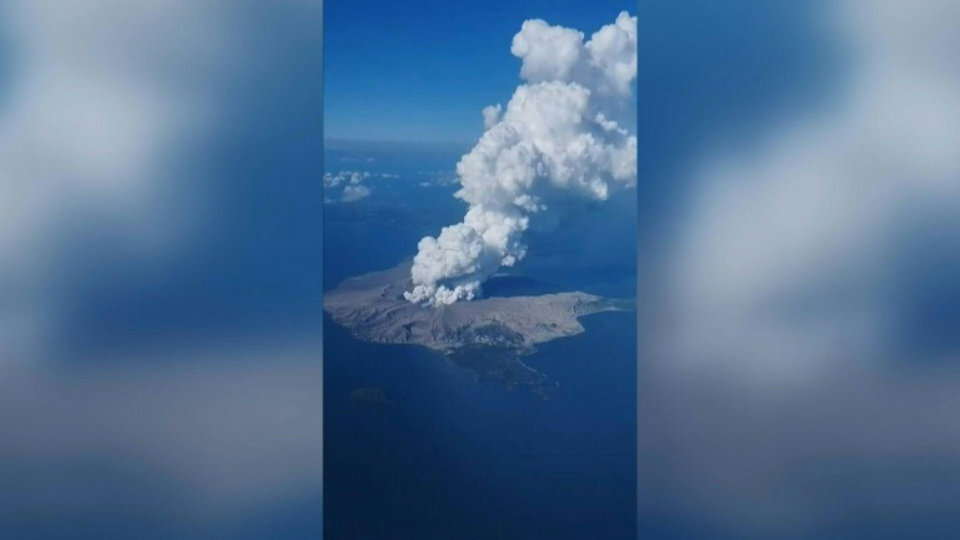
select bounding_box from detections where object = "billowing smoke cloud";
[405,12,638,306]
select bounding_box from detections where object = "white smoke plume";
[405,12,638,306]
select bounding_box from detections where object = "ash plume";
[404,12,637,306]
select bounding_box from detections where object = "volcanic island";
[324,261,633,397]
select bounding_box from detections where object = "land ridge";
[323,261,632,353]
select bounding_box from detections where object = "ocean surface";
[323,141,637,539]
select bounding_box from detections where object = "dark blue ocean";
[323,141,637,539]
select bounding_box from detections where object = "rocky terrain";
[324,261,631,353]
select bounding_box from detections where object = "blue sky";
[323,0,635,143]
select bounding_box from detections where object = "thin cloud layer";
[323,170,372,188]
[406,12,638,306]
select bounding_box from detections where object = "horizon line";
[323,136,475,148]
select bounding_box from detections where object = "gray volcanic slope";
[324,261,632,352]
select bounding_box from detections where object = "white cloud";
[417,170,458,186]
[323,170,398,188]
[340,184,371,203]
[323,170,371,187]
[406,12,638,306]
[323,169,400,202]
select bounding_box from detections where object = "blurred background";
[638,0,960,537]
[0,1,324,537]
[4,0,960,538]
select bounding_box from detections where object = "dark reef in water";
[348,386,394,409]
